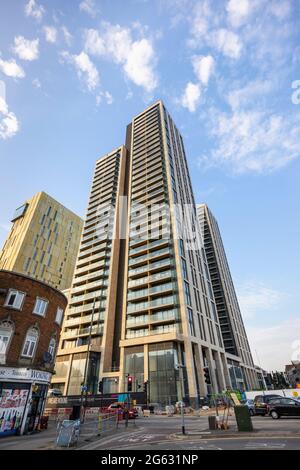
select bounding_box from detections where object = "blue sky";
[0,0,300,371]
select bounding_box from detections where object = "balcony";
[127,282,175,301]
[128,270,173,288]
[128,258,171,278]
[62,325,104,338]
[73,270,109,286]
[64,313,105,327]
[129,239,169,256]
[74,259,107,276]
[68,301,106,316]
[76,252,108,269]
[127,294,177,314]
[70,289,107,305]
[71,279,108,295]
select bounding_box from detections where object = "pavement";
[0,414,300,450]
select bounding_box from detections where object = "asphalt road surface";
[79,415,300,451]
[1,414,300,450]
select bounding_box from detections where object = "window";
[55,307,64,325]
[23,257,31,272]
[181,259,188,280]
[184,281,191,306]
[179,239,185,257]
[48,337,56,360]
[0,321,14,355]
[5,290,25,310]
[187,308,195,337]
[22,328,39,358]
[33,297,48,316]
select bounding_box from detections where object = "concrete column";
[220,353,232,389]
[183,339,198,406]
[64,353,73,395]
[118,347,125,393]
[144,343,149,382]
[206,348,218,394]
[214,351,226,392]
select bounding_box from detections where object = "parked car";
[240,398,255,416]
[253,394,281,416]
[106,402,138,419]
[267,397,300,419]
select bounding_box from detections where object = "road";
[0,414,300,450]
[79,415,300,451]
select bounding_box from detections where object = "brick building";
[0,270,67,436]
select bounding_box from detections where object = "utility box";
[234,405,253,432]
[208,415,217,430]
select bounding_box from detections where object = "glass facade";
[148,342,180,405]
[125,347,144,391]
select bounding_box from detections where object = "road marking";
[244,442,286,449]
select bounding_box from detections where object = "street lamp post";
[79,298,96,423]
[176,364,186,435]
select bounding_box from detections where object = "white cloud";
[192,55,214,85]
[0,58,25,78]
[62,26,72,46]
[202,107,300,173]
[190,0,212,42]
[247,319,300,370]
[269,0,291,20]
[32,78,41,88]
[212,29,242,59]
[227,79,274,109]
[79,0,97,17]
[60,51,100,92]
[84,29,106,56]
[12,36,39,61]
[0,96,19,140]
[0,81,5,100]
[24,0,45,22]
[96,91,113,106]
[180,82,201,112]
[84,24,158,92]
[124,39,157,92]
[226,0,250,28]
[237,281,284,320]
[43,26,57,44]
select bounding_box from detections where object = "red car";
[106,403,138,419]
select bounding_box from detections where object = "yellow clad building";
[0,191,83,291]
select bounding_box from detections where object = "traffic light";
[203,367,211,385]
[127,376,133,392]
[143,381,148,394]
[98,380,103,393]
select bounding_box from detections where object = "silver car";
[241,398,255,416]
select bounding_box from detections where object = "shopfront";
[0,367,51,437]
